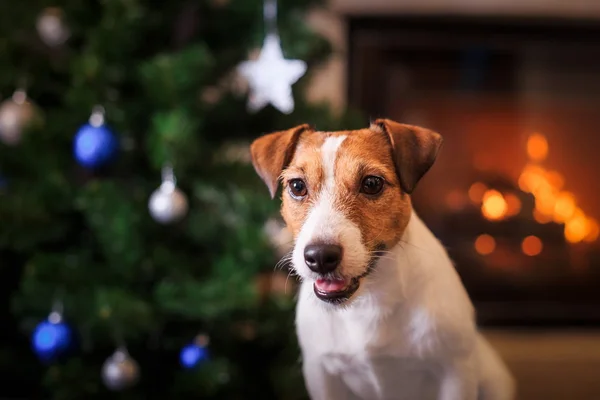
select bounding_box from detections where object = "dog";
[250,119,515,400]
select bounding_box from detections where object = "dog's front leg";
[302,357,353,400]
[438,357,478,400]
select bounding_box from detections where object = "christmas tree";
[0,1,362,398]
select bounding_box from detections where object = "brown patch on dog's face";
[280,128,411,252]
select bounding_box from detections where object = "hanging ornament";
[36,7,70,47]
[73,106,118,168]
[0,89,37,145]
[180,334,210,369]
[31,303,72,362]
[148,165,189,224]
[237,0,306,114]
[101,347,140,391]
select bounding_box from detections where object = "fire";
[475,234,496,255]
[522,235,543,256]
[546,171,564,190]
[585,219,599,242]
[565,214,588,244]
[468,132,597,244]
[533,209,552,224]
[526,133,549,162]
[504,193,522,216]
[515,132,597,244]
[468,182,487,204]
[481,190,507,220]
[553,192,576,223]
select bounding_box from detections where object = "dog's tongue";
[315,277,349,293]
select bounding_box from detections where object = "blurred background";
[1,0,600,399]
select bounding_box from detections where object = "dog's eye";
[361,176,384,195]
[288,179,308,199]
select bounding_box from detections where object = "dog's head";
[250,119,442,305]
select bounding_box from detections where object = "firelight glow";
[481,190,507,221]
[565,213,589,244]
[466,131,596,244]
[504,193,522,217]
[474,234,496,255]
[468,182,487,204]
[553,192,576,223]
[521,236,543,256]
[526,133,549,162]
[514,133,598,244]
[585,219,600,242]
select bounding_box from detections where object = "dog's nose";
[304,244,343,274]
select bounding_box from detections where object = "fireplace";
[348,17,600,325]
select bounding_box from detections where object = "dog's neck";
[347,210,445,316]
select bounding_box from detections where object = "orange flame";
[522,236,543,256]
[474,234,496,255]
[504,193,522,217]
[527,133,549,162]
[553,192,577,223]
[481,190,508,221]
[468,182,487,204]
[585,219,599,243]
[513,133,597,243]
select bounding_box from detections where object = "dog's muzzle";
[311,244,386,304]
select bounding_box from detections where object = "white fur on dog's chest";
[323,353,440,400]
[297,287,444,399]
[296,281,444,400]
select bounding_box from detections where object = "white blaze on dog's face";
[250,119,442,304]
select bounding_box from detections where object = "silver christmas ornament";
[101,347,140,391]
[0,90,36,146]
[36,8,70,47]
[148,165,189,224]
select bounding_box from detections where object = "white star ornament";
[237,34,306,114]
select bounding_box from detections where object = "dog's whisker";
[284,269,295,294]
[397,239,436,255]
[274,253,293,271]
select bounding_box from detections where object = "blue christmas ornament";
[32,312,72,361]
[73,106,118,168]
[180,343,209,369]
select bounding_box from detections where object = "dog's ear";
[250,124,312,198]
[372,119,443,194]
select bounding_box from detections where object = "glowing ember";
[468,182,487,204]
[504,193,522,217]
[481,190,507,220]
[553,192,576,223]
[522,236,543,256]
[533,209,552,224]
[546,171,564,190]
[565,214,589,244]
[474,234,496,255]
[526,133,549,162]
[466,131,597,245]
[513,134,597,243]
[535,193,556,216]
[518,165,546,193]
[585,219,600,243]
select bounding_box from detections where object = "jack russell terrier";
[250,119,515,400]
